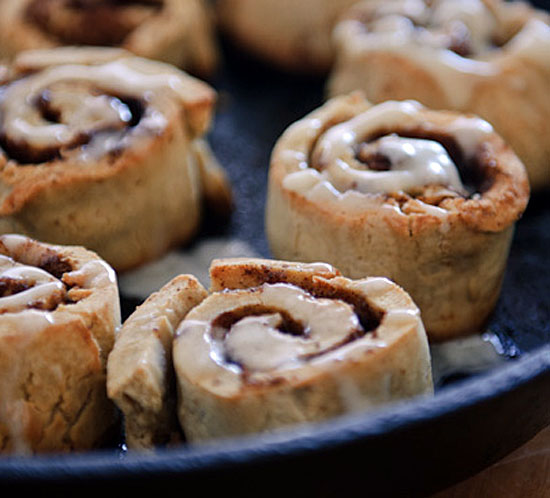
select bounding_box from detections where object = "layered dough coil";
[215,0,359,73]
[0,47,232,273]
[266,93,529,342]
[0,234,120,454]
[0,0,218,77]
[107,274,208,450]
[173,258,432,442]
[107,258,432,448]
[327,0,550,189]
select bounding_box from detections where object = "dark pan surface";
[2,4,550,495]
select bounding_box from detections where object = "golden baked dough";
[0,234,120,454]
[0,47,232,272]
[107,275,207,450]
[0,0,218,77]
[265,93,529,342]
[215,0,358,73]
[173,257,433,442]
[327,0,550,190]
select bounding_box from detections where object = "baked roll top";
[0,234,120,454]
[215,0,358,73]
[266,93,529,341]
[328,0,550,189]
[0,47,232,272]
[0,0,218,77]
[173,258,433,442]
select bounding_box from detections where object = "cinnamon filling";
[356,127,493,202]
[0,277,63,311]
[213,303,366,372]
[213,305,308,339]
[211,286,383,372]
[37,253,73,280]
[0,252,74,312]
[308,284,384,335]
[25,0,163,46]
[0,278,33,297]
[0,87,145,164]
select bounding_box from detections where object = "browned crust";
[0,112,181,216]
[269,93,529,236]
[210,257,341,292]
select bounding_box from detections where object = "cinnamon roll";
[215,0,359,73]
[173,257,433,442]
[0,234,120,454]
[0,47,232,272]
[107,275,207,450]
[265,93,529,342]
[0,0,218,77]
[328,0,550,190]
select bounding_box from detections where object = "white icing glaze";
[505,18,550,65]
[174,276,423,397]
[430,0,497,54]
[310,101,479,195]
[224,313,309,372]
[325,135,464,194]
[281,100,497,213]
[447,115,494,153]
[194,283,362,373]
[335,0,550,108]
[0,234,117,334]
[66,259,117,288]
[0,53,201,158]
[0,255,65,314]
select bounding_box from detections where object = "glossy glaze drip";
[0,234,117,325]
[206,283,365,373]
[336,0,550,108]
[0,255,65,313]
[0,52,194,163]
[284,101,493,203]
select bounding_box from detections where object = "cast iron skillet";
[1,3,550,495]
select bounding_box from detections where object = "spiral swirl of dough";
[309,100,471,196]
[266,93,529,341]
[173,258,432,441]
[0,47,231,272]
[281,98,496,209]
[0,47,212,164]
[0,0,218,76]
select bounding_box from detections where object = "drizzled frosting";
[283,100,493,203]
[334,0,550,108]
[0,257,65,313]
[341,0,499,56]
[0,49,211,162]
[0,234,117,328]
[173,271,426,400]
[177,283,380,382]
[215,283,363,372]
